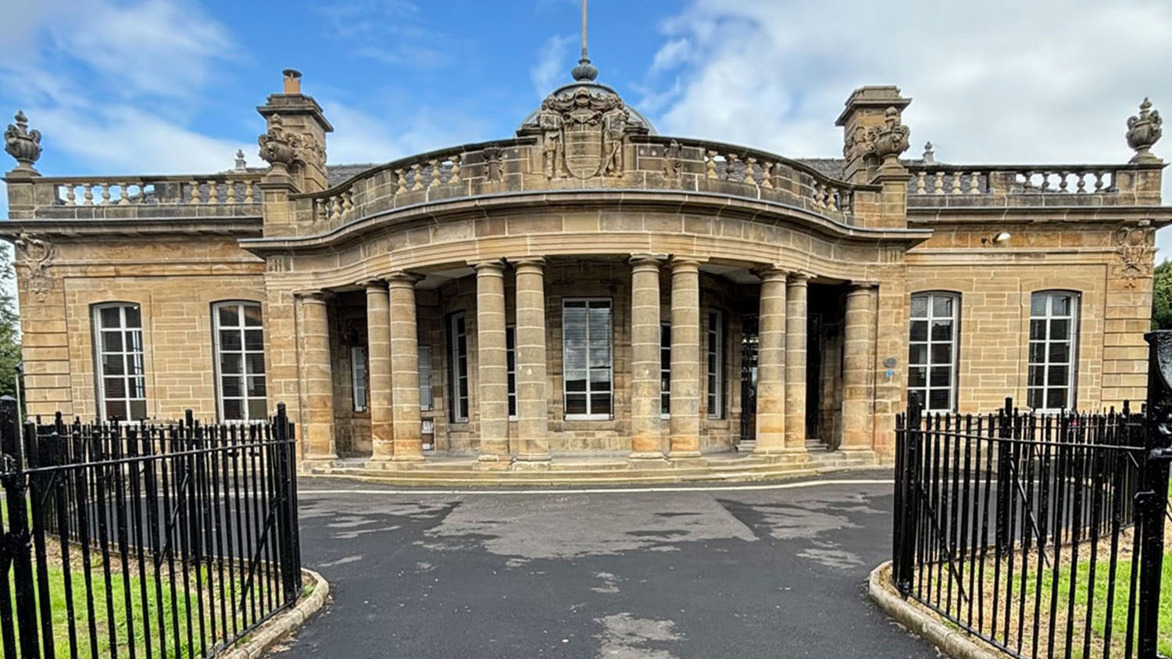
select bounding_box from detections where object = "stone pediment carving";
[538,86,638,180]
[14,234,54,301]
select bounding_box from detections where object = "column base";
[475,455,511,471]
[511,454,552,471]
[668,450,704,467]
[751,447,811,464]
[836,447,877,465]
[300,455,336,473]
[628,452,671,469]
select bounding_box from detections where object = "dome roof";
[517,59,656,136]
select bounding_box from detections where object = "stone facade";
[2,65,1168,475]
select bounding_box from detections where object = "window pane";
[930,344,952,365]
[930,367,951,387]
[1046,388,1067,410]
[932,296,953,317]
[102,331,123,353]
[247,399,267,420]
[104,377,126,399]
[247,375,267,397]
[1050,319,1070,341]
[908,367,927,388]
[1029,320,1047,341]
[1052,295,1072,316]
[221,330,242,351]
[1029,343,1045,364]
[1048,365,1069,387]
[105,400,127,420]
[908,343,927,365]
[1027,388,1044,409]
[928,389,950,410]
[590,394,611,415]
[245,353,266,375]
[218,305,240,328]
[128,399,147,421]
[221,353,242,375]
[1031,294,1048,316]
[222,375,242,398]
[100,307,121,328]
[565,393,587,415]
[1028,366,1045,388]
[243,304,263,326]
[244,329,264,351]
[102,354,125,376]
[1048,342,1070,364]
[124,306,141,328]
[910,295,928,318]
[910,321,928,342]
[566,376,587,393]
[930,319,952,341]
[223,398,243,420]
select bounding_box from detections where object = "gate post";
[1139,331,1172,659]
[895,392,923,596]
[0,395,40,658]
[273,402,301,603]
[994,397,1014,554]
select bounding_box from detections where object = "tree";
[1154,260,1172,331]
[0,245,21,399]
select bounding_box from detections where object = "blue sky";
[4,0,1172,254]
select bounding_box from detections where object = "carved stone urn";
[1127,98,1163,163]
[871,107,910,169]
[257,114,301,175]
[4,111,42,175]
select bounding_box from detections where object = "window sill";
[565,414,613,422]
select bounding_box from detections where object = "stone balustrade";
[906,163,1163,207]
[52,175,263,207]
[292,136,862,235]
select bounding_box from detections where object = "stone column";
[295,292,336,467]
[387,272,424,462]
[474,260,510,466]
[363,280,394,464]
[669,258,702,459]
[841,283,877,453]
[514,258,551,465]
[753,268,788,456]
[630,254,666,460]
[785,273,810,451]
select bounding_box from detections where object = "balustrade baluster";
[725,154,739,181]
[100,185,111,205]
[395,169,406,195]
[761,163,774,189]
[450,156,461,185]
[226,180,237,204]
[82,183,94,206]
[916,171,927,195]
[744,157,757,185]
[1059,171,1070,192]
[950,172,962,194]
[342,191,354,217]
[969,172,980,194]
[428,160,440,188]
[827,186,839,212]
[118,184,130,205]
[188,180,200,204]
[64,185,76,206]
[411,164,424,191]
[1095,171,1107,192]
[933,172,945,194]
[1076,173,1087,193]
[706,151,717,179]
[1040,171,1051,191]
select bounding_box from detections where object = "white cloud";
[643,0,1172,255]
[532,35,576,98]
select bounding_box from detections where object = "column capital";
[358,278,388,291]
[512,257,546,273]
[669,256,703,273]
[293,290,332,304]
[386,271,424,288]
[787,271,813,284]
[847,281,879,294]
[752,265,789,282]
[470,258,506,274]
[629,253,667,269]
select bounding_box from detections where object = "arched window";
[93,302,148,421]
[908,292,960,412]
[213,301,267,421]
[1028,291,1080,411]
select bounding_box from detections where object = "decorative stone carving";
[257,114,302,172]
[4,111,42,174]
[234,149,247,171]
[663,140,682,179]
[14,235,54,301]
[483,146,504,182]
[843,124,874,160]
[1127,98,1162,163]
[1114,224,1156,287]
[537,86,635,180]
[871,107,910,166]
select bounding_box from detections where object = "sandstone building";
[3,55,1168,479]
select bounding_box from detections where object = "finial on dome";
[571,0,598,82]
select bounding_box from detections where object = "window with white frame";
[351,346,367,413]
[446,313,469,422]
[908,292,959,412]
[94,303,148,421]
[660,323,671,417]
[419,346,433,411]
[506,326,517,419]
[213,301,267,422]
[1028,291,1079,411]
[707,310,725,419]
[562,299,612,419]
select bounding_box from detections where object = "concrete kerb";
[868,562,1006,659]
[219,568,330,659]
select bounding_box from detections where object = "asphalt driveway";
[274,471,939,658]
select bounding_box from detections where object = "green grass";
[10,550,277,659]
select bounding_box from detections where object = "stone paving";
[274,471,940,658]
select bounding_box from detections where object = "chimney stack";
[283,69,302,94]
[257,69,333,193]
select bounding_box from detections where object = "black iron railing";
[0,400,301,659]
[892,332,1172,659]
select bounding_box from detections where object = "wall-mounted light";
[981,231,1012,246]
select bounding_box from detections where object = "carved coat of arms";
[539,87,631,180]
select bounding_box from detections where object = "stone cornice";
[240,189,932,255]
[0,217,263,241]
[907,205,1172,226]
